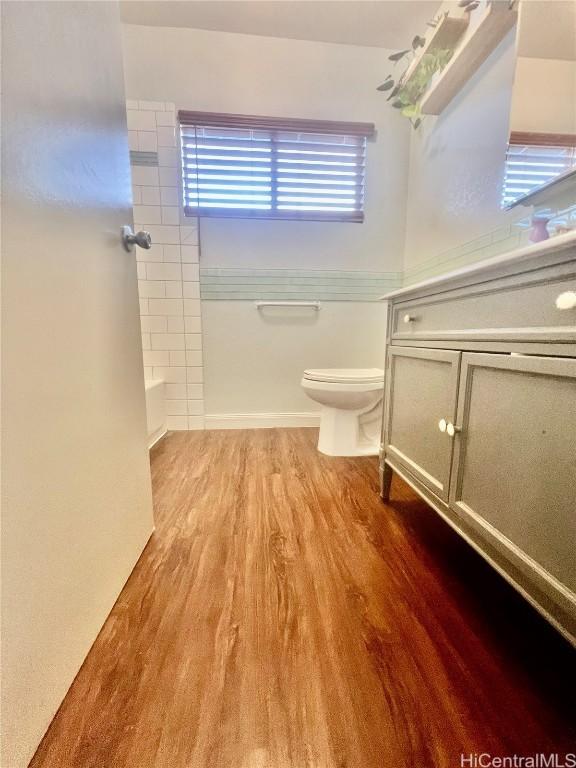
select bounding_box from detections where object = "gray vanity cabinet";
[385,347,460,501]
[380,235,576,644]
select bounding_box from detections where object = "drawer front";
[392,272,576,340]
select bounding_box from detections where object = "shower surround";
[128,100,204,430]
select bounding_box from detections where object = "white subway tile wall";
[129,100,204,430]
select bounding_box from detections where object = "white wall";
[510,57,576,134]
[403,25,519,276]
[403,28,519,274]
[121,25,409,273]
[203,302,387,417]
[122,25,408,420]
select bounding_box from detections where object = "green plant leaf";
[384,14,456,127]
[401,104,419,118]
[388,50,409,62]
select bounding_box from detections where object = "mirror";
[504,0,576,207]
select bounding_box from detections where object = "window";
[502,131,576,207]
[179,111,375,222]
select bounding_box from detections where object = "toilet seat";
[303,368,384,385]
[302,378,383,394]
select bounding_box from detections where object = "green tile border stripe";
[200,267,398,279]
[130,150,158,167]
[200,267,401,301]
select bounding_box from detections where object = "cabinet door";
[385,347,461,501]
[449,354,576,597]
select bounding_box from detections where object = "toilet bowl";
[301,368,384,457]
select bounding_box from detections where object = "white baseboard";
[204,412,320,430]
[148,427,167,449]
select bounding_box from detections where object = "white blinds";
[179,113,374,222]
[502,142,576,206]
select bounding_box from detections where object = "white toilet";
[301,368,385,457]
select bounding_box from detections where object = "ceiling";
[120,1,439,49]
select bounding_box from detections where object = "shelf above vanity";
[420,1,518,116]
[400,13,469,95]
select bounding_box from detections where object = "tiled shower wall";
[127,100,204,430]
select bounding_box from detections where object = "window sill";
[183,207,364,223]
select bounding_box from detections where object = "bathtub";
[145,379,166,448]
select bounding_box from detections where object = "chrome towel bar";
[254,301,321,310]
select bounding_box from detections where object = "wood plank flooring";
[30,428,575,768]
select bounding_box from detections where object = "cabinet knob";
[403,314,415,324]
[555,291,576,310]
[446,422,461,437]
[438,418,447,433]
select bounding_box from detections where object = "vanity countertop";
[380,230,576,303]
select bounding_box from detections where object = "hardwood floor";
[30,428,575,768]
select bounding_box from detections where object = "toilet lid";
[303,367,384,384]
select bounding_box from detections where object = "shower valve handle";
[122,225,152,252]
